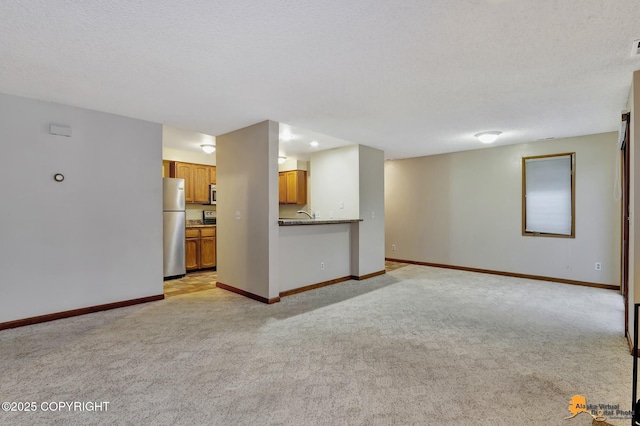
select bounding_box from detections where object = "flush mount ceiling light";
[474,131,502,144]
[281,131,292,142]
[200,144,216,154]
[310,140,319,147]
[278,156,287,164]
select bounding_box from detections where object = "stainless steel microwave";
[209,184,217,205]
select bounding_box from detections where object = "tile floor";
[163,261,407,298]
[163,269,217,297]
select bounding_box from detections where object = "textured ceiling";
[1,1,639,159]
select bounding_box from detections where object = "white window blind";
[524,154,574,236]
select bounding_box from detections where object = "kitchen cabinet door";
[285,170,306,204]
[200,236,216,269]
[171,162,194,203]
[185,238,200,270]
[194,164,211,204]
[278,172,287,204]
[210,166,216,185]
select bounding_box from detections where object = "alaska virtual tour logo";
[565,395,633,424]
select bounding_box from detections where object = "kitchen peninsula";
[278,218,364,295]
[214,121,385,305]
[278,218,362,226]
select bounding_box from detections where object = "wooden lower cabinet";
[185,227,216,271]
[185,238,200,271]
[200,237,217,268]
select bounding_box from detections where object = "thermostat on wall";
[49,123,72,137]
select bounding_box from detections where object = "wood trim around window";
[521,152,575,238]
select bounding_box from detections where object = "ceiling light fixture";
[200,144,216,154]
[474,131,502,144]
[278,156,287,164]
[310,140,319,147]
[281,131,292,141]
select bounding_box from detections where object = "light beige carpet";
[0,265,631,425]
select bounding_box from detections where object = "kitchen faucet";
[296,209,315,219]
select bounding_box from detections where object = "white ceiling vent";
[632,39,640,56]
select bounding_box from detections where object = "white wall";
[0,93,163,323]
[279,224,352,293]
[385,133,620,285]
[352,145,385,276]
[278,159,308,171]
[310,145,360,219]
[216,120,280,300]
[279,204,309,219]
[162,125,217,165]
[186,204,216,221]
[162,147,216,166]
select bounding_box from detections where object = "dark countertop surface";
[186,221,216,228]
[278,218,363,226]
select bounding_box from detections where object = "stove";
[203,210,216,225]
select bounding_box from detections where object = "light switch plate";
[49,123,72,137]
[632,39,640,56]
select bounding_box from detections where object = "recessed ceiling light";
[310,140,319,147]
[200,144,216,153]
[278,156,287,164]
[474,131,502,144]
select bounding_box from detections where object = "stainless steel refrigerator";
[163,178,186,279]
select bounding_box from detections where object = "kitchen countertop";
[186,220,216,228]
[278,218,363,226]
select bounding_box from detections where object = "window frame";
[521,152,575,238]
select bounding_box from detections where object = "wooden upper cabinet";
[194,164,211,204]
[280,170,306,204]
[286,171,298,203]
[278,172,287,204]
[289,170,307,204]
[170,162,194,203]
[168,161,216,204]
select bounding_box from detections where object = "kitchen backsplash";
[279,204,309,218]
[189,205,308,221]
[189,204,311,220]
[186,204,216,221]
